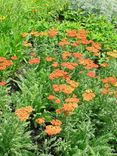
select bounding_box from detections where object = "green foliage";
[0,111,34,156]
[0,0,117,156]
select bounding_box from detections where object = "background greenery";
[0,0,117,155]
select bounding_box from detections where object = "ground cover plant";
[0,0,117,156]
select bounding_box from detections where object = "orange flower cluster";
[11,56,18,60]
[44,125,61,136]
[82,89,95,101]
[79,58,98,70]
[48,29,58,38]
[47,94,61,104]
[62,103,78,113]
[50,119,62,126]
[101,77,116,85]
[87,71,96,78]
[30,31,40,37]
[44,119,62,135]
[66,78,79,88]
[21,31,48,38]
[101,88,110,95]
[23,41,32,47]
[58,38,69,46]
[21,32,29,38]
[86,41,101,56]
[45,56,55,62]
[70,41,79,47]
[67,30,77,38]
[107,50,117,58]
[15,106,33,121]
[47,95,56,100]
[49,69,69,80]
[28,58,40,65]
[0,57,13,70]
[0,81,6,86]
[62,51,72,60]
[100,62,109,67]
[72,52,83,59]
[77,29,88,40]
[52,62,59,68]
[35,117,45,125]
[61,62,78,70]
[52,84,75,94]
[56,103,78,115]
[65,96,80,103]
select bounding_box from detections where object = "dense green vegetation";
[0,0,117,155]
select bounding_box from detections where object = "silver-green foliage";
[70,0,117,20]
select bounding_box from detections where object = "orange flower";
[77,29,88,40]
[66,79,79,88]
[81,39,90,45]
[82,90,95,101]
[65,96,80,103]
[11,56,18,60]
[0,58,13,70]
[0,66,6,70]
[91,41,101,50]
[87,71,96,78]
[62,51,72,60]
[52,84,75,94]
[101,77,116,85]
[3,60,13,67]
[72,52,83,59]
[23,106,33,113]
[15,106,33,121]
[39,32,48,37]
[21,32,29,38]
[0,81,6,86]
[0,57,6,62]
[61,62,78,70]
[86,46,99,56]
[62,103,78,113]
[55,99,61,104]
[30,31,40,37]
[23,41,32,47]
[52,62,59,68]
[100,63,108,67]
[67,30,77,38]
[45,56,55,62]
[101,88,109,95]
[58,38,69,47]
[44,125,61,136]
[47,95,56,100]
[28,58,40,65]
[51,119,62,126]
[107,50,117,58]
[70,41,79,47]
[56,108,63,114]
[48,29,58,38]
[35,118,45,124]
[63,85,75,94]
[49,69,68,80]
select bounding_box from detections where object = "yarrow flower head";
[35,118,45,125]
[15,106,33,121]
[29,58,40,65]
[44,125,61,136]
